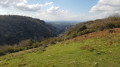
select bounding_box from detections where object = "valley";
[0,16,120,67]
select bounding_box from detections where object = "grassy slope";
[0,28,120,67]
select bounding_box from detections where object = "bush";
[78,29,95,36]
[108,29,115,33]
[0,52,5,56]
[78,25,87,31]
[106,23,115,29]
[112,21,120,27]
[0,39,36,56]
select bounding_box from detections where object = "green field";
[0,29,120,67]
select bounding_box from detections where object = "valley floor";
[0,28,120,67]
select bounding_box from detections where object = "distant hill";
[46,21,78,34]
[0,15,57,45]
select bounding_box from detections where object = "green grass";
[0,33,120,67]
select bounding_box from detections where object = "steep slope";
[63,16,120,39]
[0,28,120,67]
[0,15,57,45]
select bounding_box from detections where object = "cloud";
[0,0,27,7]
[45,2,53,6]
[0,0,42,11]
[90,0,120,15]
[1,0,110,21]
[16,3,43,11]
[0,0,71,21]
[46,6,60,15]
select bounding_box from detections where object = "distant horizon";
[0,14,119,23]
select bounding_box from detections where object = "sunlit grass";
[0,29,120,67]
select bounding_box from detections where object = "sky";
[0,0,120,21]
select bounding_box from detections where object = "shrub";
[0,52,5,56]
[0,39,36,56]
[112,21,120,27]
[106,23,115,29]
[78,25,87,31]
[78,29,95,36]
[108,29,115,33]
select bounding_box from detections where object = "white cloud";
[16,3,43,11]
[90,0,120,15]
[1,0,117,21]
[0,0,71,21]
[46,6,60,15]
[45,2,53,6]
[0,0,42,11]
[0,0,27,7]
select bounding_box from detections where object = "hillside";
[37,16,120,47]
[63,16,120,39]
[0,16,120,67]
[0,28,120,67]
[0,15,57,45]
